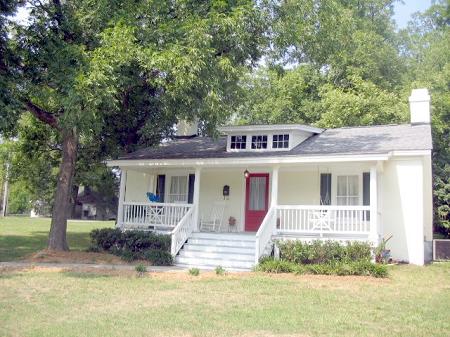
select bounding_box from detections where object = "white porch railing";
[255,205,371,264]
[276,205,371,236]
[122,202,192,230]
[255,207,276,264]
[170,206,196,256]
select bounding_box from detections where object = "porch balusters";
[121,202,192,230]
[275,205,371,237]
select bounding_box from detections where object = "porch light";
[244,169,250,179]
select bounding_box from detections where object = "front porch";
[115,163,381,266]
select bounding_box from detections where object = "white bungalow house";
[107,89,433,270]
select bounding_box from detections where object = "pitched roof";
[118,123,432,161]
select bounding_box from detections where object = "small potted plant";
[228,216,237,232]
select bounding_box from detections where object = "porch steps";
[175,232,256,271]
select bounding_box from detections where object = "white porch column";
[271,166,279,207]
[117,169,127,228]
[193,167,201,231]
[271,166,279,242]
[369,166,379,245]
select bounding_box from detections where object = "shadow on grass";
[0,231,93,262]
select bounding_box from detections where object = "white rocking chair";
[200,202,226,232]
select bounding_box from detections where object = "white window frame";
[335,175,360,206]
[251,135,268,149]
[272,134,290,149]
[226,132,295,152]
[230,135,247,149]
[166,174,189,204]
[329,169,364,206]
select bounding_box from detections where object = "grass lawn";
[0,216,114,261]
[1,216,449,337]
[0,263,449,337]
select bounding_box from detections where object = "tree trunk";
[48,128,78,251]
[70,184,79,219]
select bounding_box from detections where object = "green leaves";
[316,75,408,128]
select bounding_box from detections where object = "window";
[320,173,331,205]
[249,176,267,210]
[251,135,268,149]
[273,134,289,149]
[169,176,188,203]
[336,175,359,205]
[230,135,247,149]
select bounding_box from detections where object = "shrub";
[120,250,136,262]
[135,264,147,277]
[90,228,123,251]
[277,240,372,264]
[255,258,298,273]
[89,228,172,266]
[143,250,173,266]
[215,266,226,276]
[85,244,100,253]
[189,268,200,276]
[256,258,388,278]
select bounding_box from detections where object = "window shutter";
[156,175,166,202]
[187,174,195,204]
[363,172,370,220]
[320,173,332,205]
[363,172,370,206]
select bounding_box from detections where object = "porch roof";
[115,123,432,161]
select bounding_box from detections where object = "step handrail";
[255,206,276,265]
[170,206,196,257]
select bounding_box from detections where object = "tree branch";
[51,0,75,42]
[25,101,60,130]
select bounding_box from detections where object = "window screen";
[169,176,188,203]
[336,175,359,205]
[249,176,267,210]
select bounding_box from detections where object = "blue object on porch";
[146,192,160,202]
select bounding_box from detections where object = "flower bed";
[256,240,388,278]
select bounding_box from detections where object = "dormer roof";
[218,124,323,134]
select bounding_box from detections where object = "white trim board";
[107,150,431,169]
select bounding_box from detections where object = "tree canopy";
[0,0,267,249]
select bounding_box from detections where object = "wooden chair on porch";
[200,202,226,232]
[308,209,336,236]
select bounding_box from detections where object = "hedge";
[278,240,372,264]
[256,257,388,278]
[89,228,173,265]
[255,240,388,278]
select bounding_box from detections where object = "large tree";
[236,0,407,127]
[1,0,266,250]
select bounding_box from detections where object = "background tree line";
[0,0,448,250]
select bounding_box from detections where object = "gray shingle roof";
[118,124,432,160]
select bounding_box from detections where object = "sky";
[393,0,433,29]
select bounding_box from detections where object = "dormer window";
[273,134,289,149]
[251,135,268,149]
[230,135,247,149]
[220,124,323,153]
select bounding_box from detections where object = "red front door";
[245,173,269,232]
